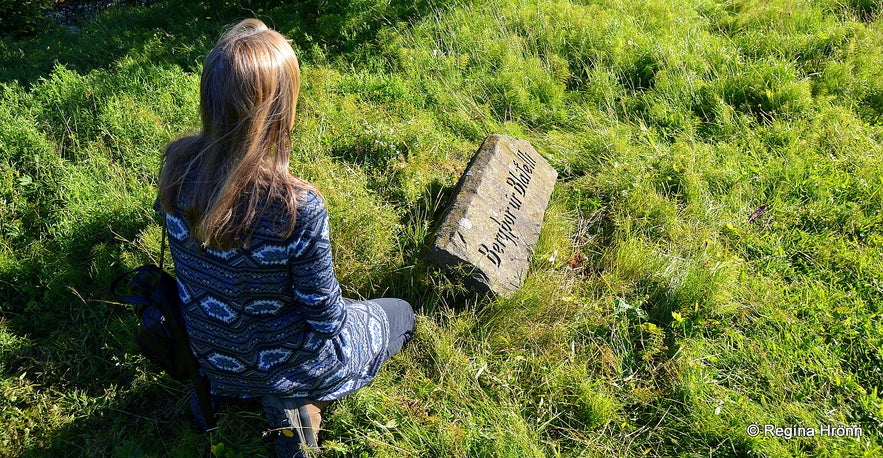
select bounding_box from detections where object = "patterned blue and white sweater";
[160,189,389,401]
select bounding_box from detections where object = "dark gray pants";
[373,297,416,362]
[263,298,415,457]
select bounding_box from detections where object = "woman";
[157,19,415,456]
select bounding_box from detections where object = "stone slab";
[430,134,557,297]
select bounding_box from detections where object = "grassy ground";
[1,0,882,456]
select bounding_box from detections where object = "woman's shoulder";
[291,188,329,232]
[296,187,325,214]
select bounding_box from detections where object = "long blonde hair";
[158,19,309,249]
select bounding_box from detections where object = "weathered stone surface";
[430,134,557,297]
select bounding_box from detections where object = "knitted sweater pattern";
[163,190,389,400]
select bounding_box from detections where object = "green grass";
[1,0,882,456]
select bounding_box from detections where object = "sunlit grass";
[1,0,882,456]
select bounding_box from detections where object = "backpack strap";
[159,215,167,271]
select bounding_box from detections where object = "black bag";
[111,264,192,379]
[111,225,217,431]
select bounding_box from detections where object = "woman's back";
[163,187,390,400]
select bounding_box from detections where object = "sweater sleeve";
[287,191,347,337]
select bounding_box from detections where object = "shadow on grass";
[0,209,271,456]
[20,379,193,457]
[18,375,272,457]
[0,0,437,86]
[1,1,211,86]
[0,206,152,393]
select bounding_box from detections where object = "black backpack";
[111,227,217,431]
[111,264,193,379]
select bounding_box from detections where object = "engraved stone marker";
[430,134,557,297]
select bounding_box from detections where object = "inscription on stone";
[430,134,557,297]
